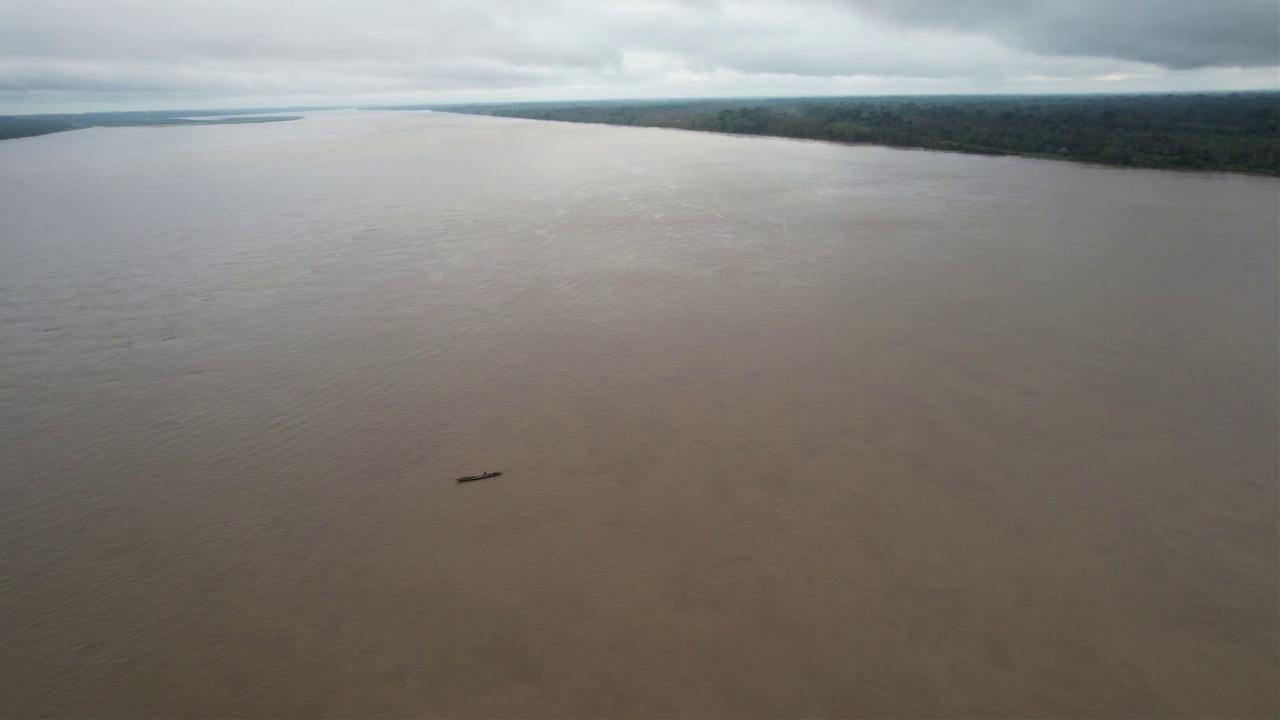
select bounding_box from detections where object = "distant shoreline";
[0,112,302,142]
[452,113,1280,178]
[8,94,1278,177]
[433,93,1280,177]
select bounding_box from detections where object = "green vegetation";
[436,93,1280,174]
[10,95,1277,174]
[0,110,302,141]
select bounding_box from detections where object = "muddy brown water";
[0,111,1276,718]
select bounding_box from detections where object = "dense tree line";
[8,95,1277,174]
[0,116,77,140]
[0,109,308,141]
[440,93,1280,174]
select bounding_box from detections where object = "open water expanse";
[0,111,1276,718]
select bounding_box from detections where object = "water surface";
[1,111,1276,718]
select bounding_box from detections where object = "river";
[1,110,1275,717]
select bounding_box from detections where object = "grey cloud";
[0,1,625,67]
[0,0,1276,114]
[845,0,1280,69]
[0,58,561,95]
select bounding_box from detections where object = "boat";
[456,471,501,483]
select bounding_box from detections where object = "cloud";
[843,0,1280,69]
[0,0,1275,114]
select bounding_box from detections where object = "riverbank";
[429,93,1280,176]
[0,112,301,141]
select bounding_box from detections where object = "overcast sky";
[1,0,1277,114]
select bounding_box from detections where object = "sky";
[1,0,1277,114]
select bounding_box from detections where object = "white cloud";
[0,0,1275,114]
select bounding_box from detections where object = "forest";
[7,94,1277,174]
[438,92,1280,174]
[0,109,302,141]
